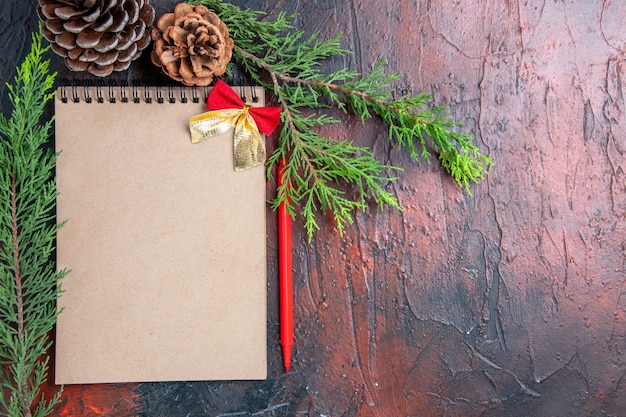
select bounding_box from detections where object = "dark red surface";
[2,0,626,416]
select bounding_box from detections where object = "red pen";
[278,157,293,372]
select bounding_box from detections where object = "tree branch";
[11,172,31,417]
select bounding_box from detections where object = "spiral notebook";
[54,85,267,384]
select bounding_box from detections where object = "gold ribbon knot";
[189,106,265,171]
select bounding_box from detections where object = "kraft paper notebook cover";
[54,85,267,384]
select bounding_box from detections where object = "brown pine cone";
[150,3,234,87]
[37,0,155,77]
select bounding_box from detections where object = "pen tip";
[285,365,290,373]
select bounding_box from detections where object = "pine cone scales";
[37,0,155,76]
[151,3,234,86]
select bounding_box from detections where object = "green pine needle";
[192,0,492,240]
[0,30,67,417]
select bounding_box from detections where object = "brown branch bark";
[11,171,32,417]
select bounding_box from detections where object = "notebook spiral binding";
[58,78,259,105]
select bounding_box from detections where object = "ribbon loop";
[189,81,281,171]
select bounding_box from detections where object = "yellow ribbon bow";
[189,106,265,171]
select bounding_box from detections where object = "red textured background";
[2,0,626,416]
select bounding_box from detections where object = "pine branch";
[264,66,401,237]
[191,0,492,239]
[0,30,66,417]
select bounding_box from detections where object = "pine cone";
[37,0,155,77]
[150,3,234,87]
